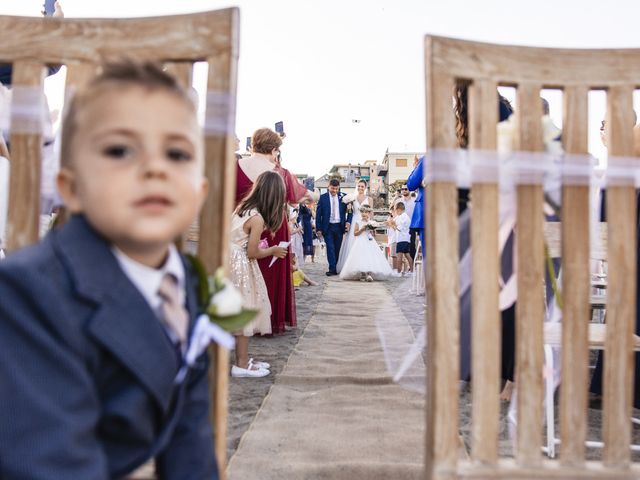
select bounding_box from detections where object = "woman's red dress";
[235,162,307,333]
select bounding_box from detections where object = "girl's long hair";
[454,82,513,149]
[236,170,287,233]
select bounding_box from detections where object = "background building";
[378,151,422,201]
[315,163,373,195]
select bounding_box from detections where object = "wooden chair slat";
[164,62,194,89]
[469,79,500,465]
[163,61,195,252]
[457,458,640,479]
[64,63,98,94]
[603,85,637,468]
[423,36,640,87]
[6,61,45,251]
[425,67,460,476]
[0,11,236,64]
[197,46,239,477]
[559,86,591,466]
[515,82,545,467]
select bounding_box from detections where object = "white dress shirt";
[395,212,411,243]
[329,193,340,224]
[401,196,416,221]
[112,244,187,341]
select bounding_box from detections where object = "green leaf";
[208,308,259,332]
[186,254,211,309]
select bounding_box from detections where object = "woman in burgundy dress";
[235,128,309,333]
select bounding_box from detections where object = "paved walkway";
[227,276,425,480]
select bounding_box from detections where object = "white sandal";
[231,362,269,378]
[249,358,271,369]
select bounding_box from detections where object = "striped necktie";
[158,273,189,349]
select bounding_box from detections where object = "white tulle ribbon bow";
[174,314,235,384]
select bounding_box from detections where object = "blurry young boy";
[393,201,412,275]
[0,62,218,479]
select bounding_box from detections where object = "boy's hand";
[270,246,288,258]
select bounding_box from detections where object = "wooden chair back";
[0,10,239,477]
[425,36,640,479]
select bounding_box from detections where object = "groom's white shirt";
[329,193,340,224]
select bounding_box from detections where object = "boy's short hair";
[60,60,197,169]
[251,128,282,154]
[359,205,372,213]
[328,178,340,187]
[395,202,405,210]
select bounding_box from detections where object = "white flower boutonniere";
[209,277,243,316]
[187,256,258,332]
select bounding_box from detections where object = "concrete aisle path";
[227,277,425,480]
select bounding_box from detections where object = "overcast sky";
[4,0,640,177]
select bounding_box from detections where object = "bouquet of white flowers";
[341,193,356,214]
[364,220,379,231]
[341,193,357,204]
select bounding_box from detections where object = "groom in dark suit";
[316,178,352,276]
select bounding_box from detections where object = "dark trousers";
[409,228,419,260]
[325,223,343,273]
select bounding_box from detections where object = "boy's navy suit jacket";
[0,215,218,479]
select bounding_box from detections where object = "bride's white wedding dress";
[336,195,369,273]
[339,221,393,280]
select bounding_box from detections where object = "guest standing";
[298,202,314,261]
[235,128,309,333]
[406,155,425,251]
[289,207,304,265]
[400,183,417,261]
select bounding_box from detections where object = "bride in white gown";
[336,179,372,273]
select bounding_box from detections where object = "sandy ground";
[227,256,327,460]
[228,252,640,465]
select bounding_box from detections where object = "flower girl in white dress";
[339,205,393,282]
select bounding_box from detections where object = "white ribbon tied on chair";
[174,314,235,384]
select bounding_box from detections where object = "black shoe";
[326,271,337,276]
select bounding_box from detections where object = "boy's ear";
[56,168,82,213]
[197,177,209,210]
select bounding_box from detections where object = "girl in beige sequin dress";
[230,171,288,377]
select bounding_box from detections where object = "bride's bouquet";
[341,193,357,204]
[342,193,356,215]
